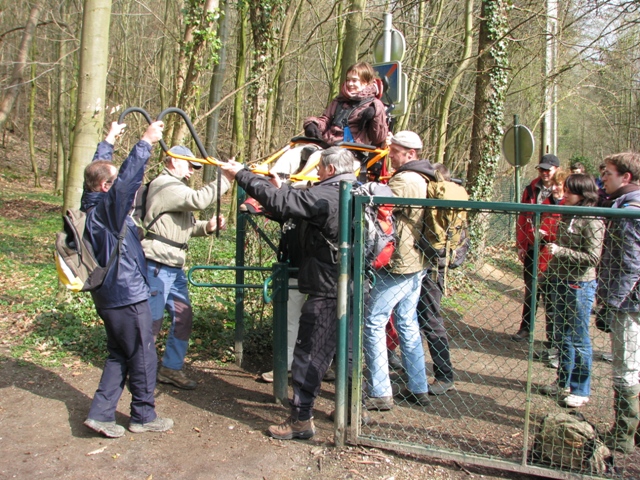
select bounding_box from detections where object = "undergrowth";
[0,178,276,370]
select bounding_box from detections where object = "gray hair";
[320,147,355,175]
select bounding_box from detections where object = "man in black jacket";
[82,121,173,438]
[221,147,357,440]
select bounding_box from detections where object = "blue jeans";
[364,270,429,397]
[546,279,596,397]
[147,260,193,371]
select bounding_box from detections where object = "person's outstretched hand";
[219,159,245,181]
[105,122,126,145]
[141,121,164,145]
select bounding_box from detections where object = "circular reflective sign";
[373,29,406,63]
[502,125,534,167]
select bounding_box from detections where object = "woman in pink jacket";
[303,62,388,148]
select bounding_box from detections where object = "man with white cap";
[142,145,230,389]
[363,131,431,410]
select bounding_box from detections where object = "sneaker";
[128,416,174,433]
[429,379,455,395]
[261,370,274,383]
[534,348,558,362]
[559,394,589,408]
[546,355,559,369]
[511,329,529,342]
[363,395,394,411]
[538,383,570,397]
[388,349,404,372]
[84,418,125,438]
[157,366,197,390]
[267,416,315,440]
[396,388,430,406]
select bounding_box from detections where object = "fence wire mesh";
[350,195,640,479]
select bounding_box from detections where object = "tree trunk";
[435,0,474,165]
[466,0,509,262]
[0,1,42,132]
[467,0,509,202]
[340,0,365,82]
[55,4,69,195]
[233,3,248,165]
[395,0,444,132]
[63,0,113,212]
[270,0,303,150]
[171,0,220,146]
[203,0,232,184]
[28,43,41,188]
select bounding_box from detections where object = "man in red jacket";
[513,154,560,342]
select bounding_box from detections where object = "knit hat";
[391,131,423,150]
[168,145,202,169]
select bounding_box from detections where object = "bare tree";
[63,0,112,212]
[0,1,42,132]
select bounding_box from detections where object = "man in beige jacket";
[362,131,431,410]
[142,146,229,389]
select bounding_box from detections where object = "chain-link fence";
[348,194,640,479]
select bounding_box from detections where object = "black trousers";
[417,269,453,382]
[290,295,337,421]
[519,251,554,345]
[88,300,158,424]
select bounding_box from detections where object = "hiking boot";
[388,349,404,372]
[328,408,371,426]
[84,418,125,438]
[559,394,589,408]
[267,416,315,440]
[128,416,174,434]
[363,395,394,411]
[157,366,197,390]
[538,383,570,397]
[511,329,529,342]
[396,388,430,406]
[429,379,455,395]
[323,365,336,382]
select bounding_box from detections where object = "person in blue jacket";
[82,121,173,438]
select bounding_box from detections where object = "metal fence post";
[335,180,353,446]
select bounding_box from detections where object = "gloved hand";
[595,305,614,333]
[304,123,321,139]
[359,105,376,129]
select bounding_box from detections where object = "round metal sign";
[502,125,534,167]
[373,29,406,63]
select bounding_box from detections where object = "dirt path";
[0,347,527,480]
